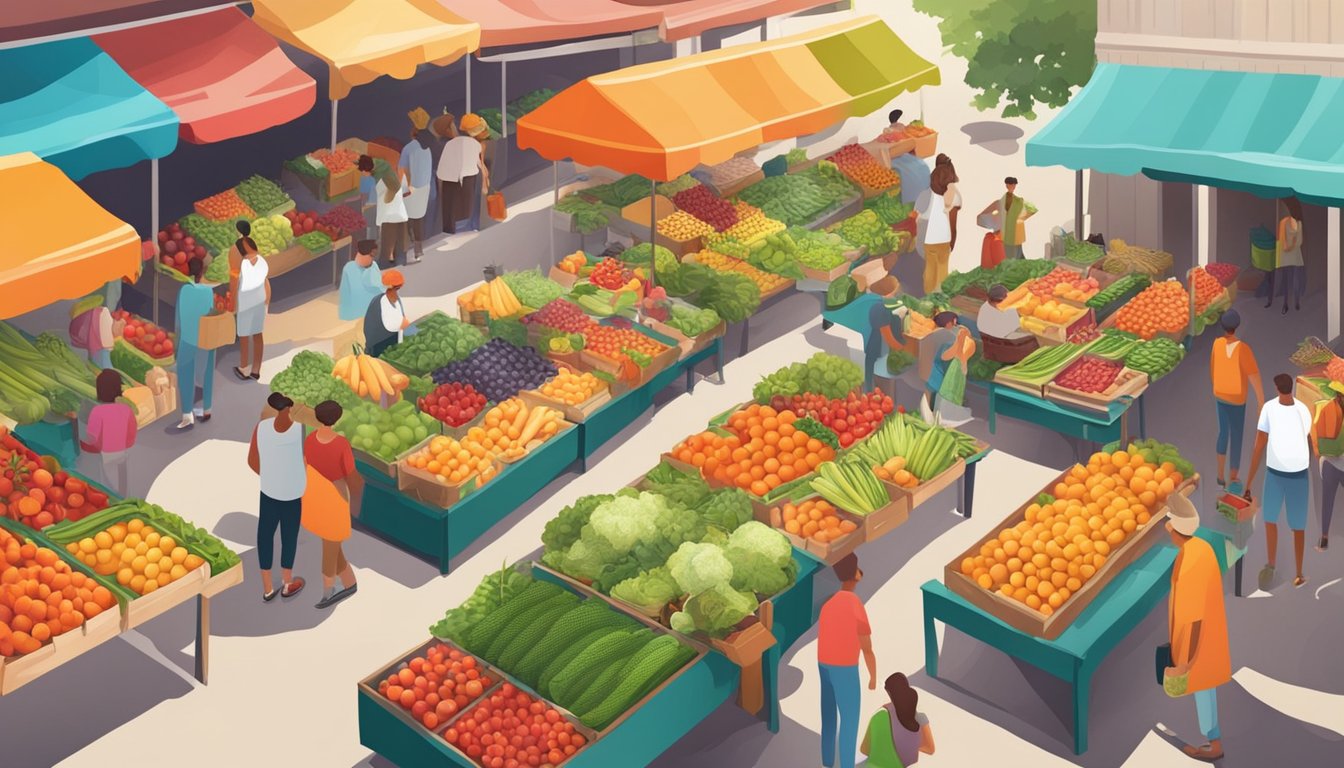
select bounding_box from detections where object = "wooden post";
[194,594,210,684]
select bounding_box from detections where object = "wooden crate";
[620,195,675,233]
[992,370,1048,399]
[396,461,480,509]
[802,261,849,283]
[580,344,680,389]
[707,168,764,200]
[122,565,209,630]
[943,471,1196,640]
[548,265,580,289]
[1044,366,1149,413]
[861,494,912,542]
[518,386,611,424]
[200,561,245,598]
[654,230,704,257]
[912,130,939,158]
[644,317,726,359]
[755,496,864,564]
[1098,311,1188,343]
[885,458,965,513]
[266,243,315,278]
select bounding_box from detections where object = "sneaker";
[316,583,358,609]
[175,415,194,430]
[281,577,306,599]
[262,588,280,602]
[1258,565,1275,591]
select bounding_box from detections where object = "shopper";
[78,369,137,497]
[359,154,409,265]
[436,114,490,234]
[924,311,974,414]
[363,269,409,358]
[1244,372,1313,589]
[1163,492,1230,762]
[303,400,361,609]
[175,256,217,429]
[980,177,1034,259]
[1209,309,1263,487]
[249,392,306,601]
[231,222,269,381]
[339,240,383,323]
[817,553,876,768]
[400,110,434,263]
[1311,381,1344,551]
[860,673,936,767]
[916,154,961,294]
[68,294,114,369]
[1269,197,1305,314]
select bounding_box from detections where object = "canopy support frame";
[501,61,507,140]
[152,157,160,325]
[1074,170,1083,240]
[649,178,657,290]
[1331,207,1341,342]
[330,98,338,150]
[466,55,472,114]
[1188,185,1197,346]
[550,161,558,263]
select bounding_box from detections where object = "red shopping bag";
[981,231,1005,269]
[486,191,507,221]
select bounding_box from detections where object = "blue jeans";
[1214,400,1245,470]
[89,348,112,370]
[1194,687,1221,741]
[1264,467,1309,530]
[176,341,215,415]
[819,663,861,768]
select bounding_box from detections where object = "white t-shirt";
[1257,398,1312,472]
[237,257,269,310]
[922,189,961,245]
[380,296,406,342]
[437,136,481,183]
[375,177,409,225]
[256,418,306,501]
[977,302,1026,339]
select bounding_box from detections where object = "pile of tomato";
[1,427,110,528]
[443,683,587,767]
[770,390,895,447]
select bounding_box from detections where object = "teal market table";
[577,337,723,469]
[14,419,80,469]
[921,528,1229,755]
[357,553,819,767]
[986,382,1146,446]
[355,423,581,574]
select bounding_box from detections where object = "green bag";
[861,708,906,768]
[937,357,967,407]
[826,275,859,310]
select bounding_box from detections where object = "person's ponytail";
[235,220,257,254]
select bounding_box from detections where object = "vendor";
[977,285,1029,340]
[925,311,974,413]
[363,269,409,358]
[881,109,905,137]
[339,240,383,323]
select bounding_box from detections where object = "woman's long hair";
[1284,196,1304,222]
[930,153,958,196]
[235,220,257,255]
[884,673,921,733]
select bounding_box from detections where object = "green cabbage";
[670,584,758,637]
[667,541,733,595]
[610,566,681,615]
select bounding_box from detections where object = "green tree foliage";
[913,0,1097,119]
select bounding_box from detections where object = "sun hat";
[408,107,430,132]
[460,113,488,138]
[382,270,405,288]
[1167,491,1199,537]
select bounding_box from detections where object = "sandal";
[1258,565,1275,591]
[1182,744,1224,762]
[316,583,358,609]
[233,366,250,381]
[1316,536,1329,552]
[1293,575,1308,588]
[249,373,260,380]
[281,577,306,598]
[262,588,280,602]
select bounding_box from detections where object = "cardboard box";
[197,311,236,351]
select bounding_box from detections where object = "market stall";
[0,429,242,693]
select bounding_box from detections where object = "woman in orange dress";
[1164,492,1231,762]
[302,400,362,609]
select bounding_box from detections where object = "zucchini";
[514,602,635,686]
[464,581,565,656]
[492,593,580,670]
[581,635,696,729]
[539,627,616,699]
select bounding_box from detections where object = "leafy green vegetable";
[692,271,761,323]
[429,563,533,641]
[670,584,757,637]
[752,352,863,402]
[541,494,613,555]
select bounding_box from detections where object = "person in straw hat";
[435,113,490,234]
[400,108,434,262]
[362,269,409,358]
[1162,491,1229,762]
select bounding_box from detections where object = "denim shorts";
[1263,467,1309,530]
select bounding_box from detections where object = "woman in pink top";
[79,370,137,496]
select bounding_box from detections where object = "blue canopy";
[1027,63,1344,207]
[0,38,178,180]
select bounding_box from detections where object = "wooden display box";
[645,317,726,359]
[548,265,581,289]
[0,604,120,695]
[1024,307,1096,345]
[1044,366,1149,413]
[654,229,704,257]
[756,496,864,565]
[863,136,916,164]
[912,130,939,158]
[884,458,965,513]
[519,386,611,424]
[711,619,777,666]
[943,470,1196,640]
[861,496,911,542]
[396,460,481,509]
[1098,311,1188,343]
[438,410,486,441]
[802,261,850,283]
[200,561,244,598]
[707,168,764,200]
[458,303,491,330]
[993,369,1049,399]
[122,565,208,630]
[580,344,680,390]
[266,243,314,279]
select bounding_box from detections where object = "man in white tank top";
[249,392,308,601]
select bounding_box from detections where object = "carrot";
[517,406,550,445]
[509,403,528,434]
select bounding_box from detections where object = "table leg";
[1234,557,1243,597]
[923,603,939,678]
[685,363,695,395]
[194,594,210,684]
[715,341,726,384]
[822,319,834,330]
[1119,412,1129,447]
[764,643,782,733]
[440,526,451,575]
[961,461,977,518]
[739,318,750,359]
[987,387,998,435]
[1072,663,1091,755]
[1138,394,1147,439]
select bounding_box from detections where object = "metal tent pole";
[1189,184,1197,344]
[1075,170,1083,240]
[1331,208,1341,341]
[550,161,558,262]
[330,99,338,150]
[501,61,508,139]
[151,158,160,325]
[649,178,657,291]
[466,55,472,114]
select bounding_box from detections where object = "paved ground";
[2,2,1342,767]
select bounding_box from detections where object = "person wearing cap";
[249,392,307,602]
[1311,380,1344,551]
[363,270,409,358]
[436,113,491,234]
[339,239,383,323]
[1163,491,1229,762]
[1209,309,1262,488]
[976,284,1029,341]
[400,108,435,262]
[358,154,409,266]
[1245,372,1312,589]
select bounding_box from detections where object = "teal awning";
[0,38,178,180]
[1027,63,1344,207]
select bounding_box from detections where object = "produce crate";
[755,495,864,565]
[706,168,764,200]
[266,243,314,279]
[519,384,611,423]
[1208,491,1258,550]
[457,304,491,330]
[111,339,174,384]
[200,561,244,598]
[1044,365,1149,413]
[1022,307,1095,345]
[396,458,482,510]
[653,230,704,257]
[644,317,726,359]
[1295,374,1331,408]
[1097,311,1188,343]
[884,458,965,514]
[802,261,850,283]
[912,130,939,158]
[434,410,486,441]
[862,136,916,164]
[800,193,863,234]
[861,493,912,542]
[618,195,675,235]
[942,470,1196,640]
[580,343,680,392]
[548,264,581,289]
[993,369,1049,399]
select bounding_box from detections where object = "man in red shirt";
[817,554,877,768]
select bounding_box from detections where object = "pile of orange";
[960,448,1183,617]
[829,144,901,190]
[193,189,255,221]
[775,498,858,543]
[1113,281,1190,339]
[0,527,118,657]
[1189,267,1226,313]
[694,249,791,294]
[403,399,564,487]
[671,404,835,496]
